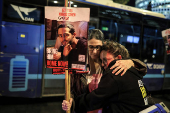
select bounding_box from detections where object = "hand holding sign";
[62,98,73,111]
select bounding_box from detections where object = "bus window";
[117,23,141,59]
[45,19,57,40]
[100,18,117,41]
[143,16,168,28]
[142,27,165,63]
[89,17,99,30]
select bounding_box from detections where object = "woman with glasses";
[62,29,147,113]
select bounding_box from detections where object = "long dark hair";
[71,73,87,98]
[88,29,104,41]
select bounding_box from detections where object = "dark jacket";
[75,60,148,113]
[131,59,147,75]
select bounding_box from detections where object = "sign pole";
[65,69,70,113]
[65,0,68,7]
[64,1,70,113]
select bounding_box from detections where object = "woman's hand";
[88,74,102,92]
[62,98,73,111]
[110,60,134,76]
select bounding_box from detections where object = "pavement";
[0,96,65,113]
[0,91,170,113]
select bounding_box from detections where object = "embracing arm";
[110,59,147,76]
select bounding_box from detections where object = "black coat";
[75,60,148,113]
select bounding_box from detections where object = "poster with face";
[162,29,170,55]
[45,7,90,74]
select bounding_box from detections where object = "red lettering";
[62,8,66,12]
[47,60,51,66]
[52,67,74,74]
[62,8,73,12]
[52,68,65,74]
[51,61,57,66]
[59,13,67,16]
[57,61,68,67]
[62,61,65,67]
[65,61,68,68]
[53,69,64,72]
[165,30,170,35]
[58,61,61,67]
[68,9,73,12]
[68,13,76,16]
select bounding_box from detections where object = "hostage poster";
[162,29,170,55]
[45,7,90,74]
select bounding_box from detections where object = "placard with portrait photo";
[45,7,90,74]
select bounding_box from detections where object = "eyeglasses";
[57,33,70,38]
[88,45,102,51]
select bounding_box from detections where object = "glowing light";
[68,1,73,4]
[152,55,155,58]
[54,1,58,3]
[73,5,77,7]
[139,3,144,7]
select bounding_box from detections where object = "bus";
[0,0,170,98]
[73,0,170,92]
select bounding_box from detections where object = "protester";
[62,29,148,113]
[63,41,148,113]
